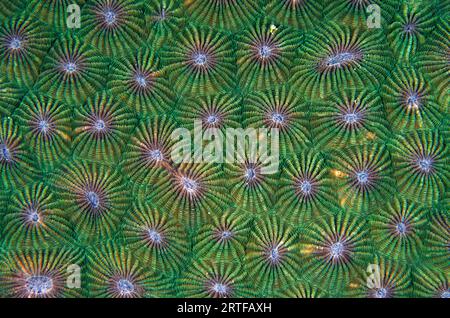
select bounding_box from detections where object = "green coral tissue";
[0,0,448,298]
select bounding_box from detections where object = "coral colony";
[0,0,448,298]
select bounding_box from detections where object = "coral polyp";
[73,92,137,161]
[224,152,276,212]
[300,213,371,292]
[36,35,108,105]
[0,118,37,189]
[390,131,449,206]
[310,89,389,149]
[163,25,235,95]
[245,216,301,291]
[109,48,172,113]
[0,248,84,298]
[122,200,189,276]
[122,116,176,183]
[54,161,128,242]
[381,67,441,132]
[243,86,309,154]
[145,0,184,49]
[237,21,301,90]
[0,15,53,87]
[14,93,72,167]
[178,260,253,298]
[329,144,395,213]
[2,183,73,248]
[346,256,412,298]
[87,243,169,297]
[387,3,435,63]
[153,162,228,227]
[80,0,145,56]
[292,23,391,98]
[193,207,253,262]
[176,93,241,132]
[369,197,426,261]
[276,151,338,222]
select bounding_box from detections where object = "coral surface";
[0,0,448,298]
